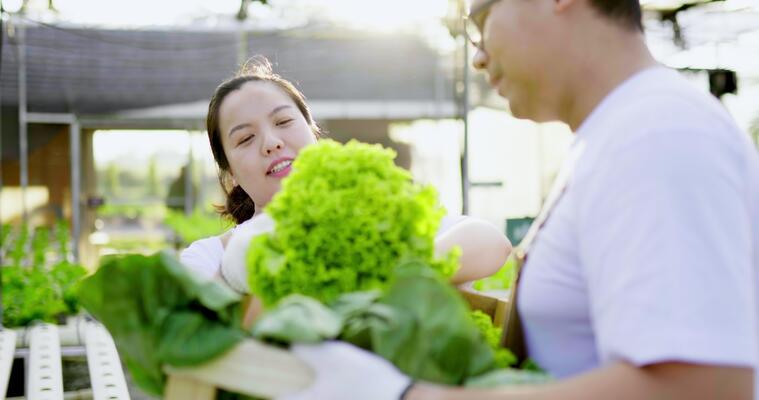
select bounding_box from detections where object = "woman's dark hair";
[589,0,643,32]
[207,56,322,224]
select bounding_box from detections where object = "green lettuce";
[247,140,457,306]
[252,263,499,386]
[471,310,517,369]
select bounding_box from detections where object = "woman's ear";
[228,170,238,187]
[223,171,238,189]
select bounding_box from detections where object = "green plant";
[97,203,167,220]
[164,209,231,245]
[9,225,29,266]
[247,140,457,306]
[470,310,516,368]
[0,224,11,250]
[107,162,121,197]
[147,156,161,197]
[2,221,87,328]
[473,257,516,292]
[50,261,88,314]
[55,220,70,262]
[2,265,67,327]
[31,227,50,268]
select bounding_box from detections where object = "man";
[281,0,759,398]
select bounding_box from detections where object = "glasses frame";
[464,0,502,49]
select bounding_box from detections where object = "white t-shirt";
[180,214,467,280]
[518,66,759,397]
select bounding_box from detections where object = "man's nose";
[472,47,488,70]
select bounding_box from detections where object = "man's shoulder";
[589,68,743,152]
[576,68,754,187]
[618,68,731,127]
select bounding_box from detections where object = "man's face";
[470,0,561,122]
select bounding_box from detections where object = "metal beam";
[26,112,76,125]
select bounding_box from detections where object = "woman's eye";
[238,135,254,146]
[277,119,294,126]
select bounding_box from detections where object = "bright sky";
[92,131,215,170]
[6,0,451,31]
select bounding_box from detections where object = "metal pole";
[0,13,4,227]
[18,16,28,224]
[70,120,81,262]
[535,124,544,210]
[238,26,247,67]
[184,132,193,215]
[194,131,204,211]
[0,8,4,329]
[461,35,470,214]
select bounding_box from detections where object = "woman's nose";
[264,142,282,155]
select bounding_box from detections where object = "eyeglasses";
[464,0,502,50]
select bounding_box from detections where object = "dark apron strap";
[500,149,578,364]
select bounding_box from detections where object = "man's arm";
[408,362,753,400]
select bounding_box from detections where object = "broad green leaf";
[252,295,342,343]
[78,251,245,396]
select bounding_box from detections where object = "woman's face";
[218,80,317,214]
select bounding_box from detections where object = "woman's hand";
[435,218,512,285]
[279,341,412,400]
[220,213,276,293]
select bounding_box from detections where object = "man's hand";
[280,341,413,400]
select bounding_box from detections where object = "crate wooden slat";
[458,288,510,328]
[0,330,18,400]
[164,339,314,400]
[28,324,64,400]
[84,323,131,400]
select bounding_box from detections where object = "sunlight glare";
[320,0,449,32]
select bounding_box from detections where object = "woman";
[180,56,512,291]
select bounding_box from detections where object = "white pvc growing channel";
[0,318,130,400]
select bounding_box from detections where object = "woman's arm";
[407,362,754,400]
[435,218,512,284]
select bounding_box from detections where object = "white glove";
[220,213,275,293]
[280,341,412,400]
